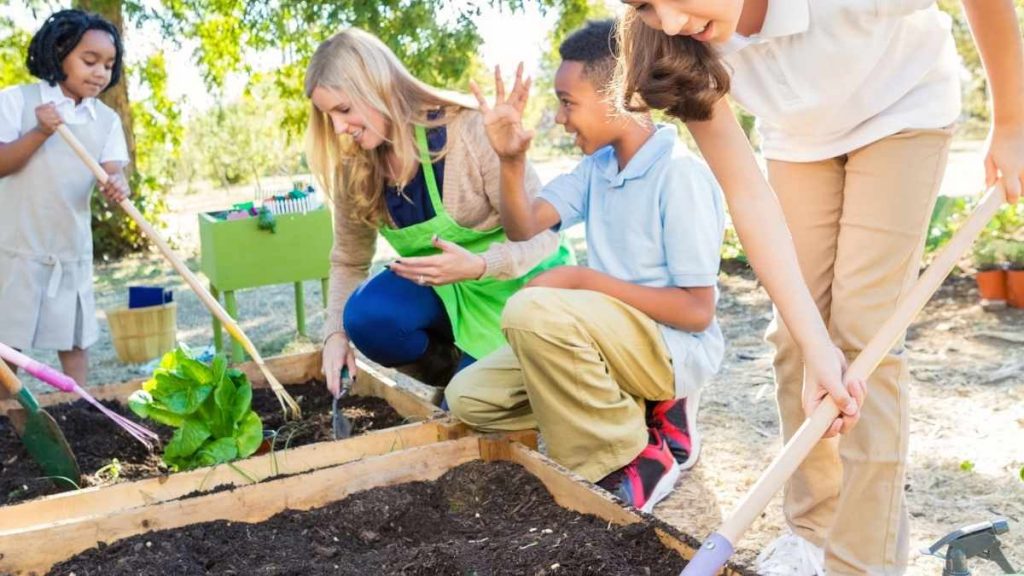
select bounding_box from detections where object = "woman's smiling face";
[622,0,744,43]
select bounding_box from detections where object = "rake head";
[260,363,302,420]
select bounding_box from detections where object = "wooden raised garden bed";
[0,351,469,534]
[0,434,750,575]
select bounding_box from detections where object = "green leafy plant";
[1005,241,1024,271]
[972,241,1004,272]
[128,347,263,472]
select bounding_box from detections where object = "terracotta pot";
[1007,270,1024,308]
[976,269,1008,302]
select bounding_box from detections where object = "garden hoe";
[55,125,301,421]
[0,356,80,490]
[682,185,1008,575]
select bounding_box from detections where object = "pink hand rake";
[0,342,160,450]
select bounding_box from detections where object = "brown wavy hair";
[613,8,731,122]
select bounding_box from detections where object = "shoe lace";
[755,533,826,576]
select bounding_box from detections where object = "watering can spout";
[681,532,733,576]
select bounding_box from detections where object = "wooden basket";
[104,302,177,363]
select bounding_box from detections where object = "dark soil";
[1,382,405,506]
[1,399,172,505]
[254,382,409,450]
[50,460,741,576]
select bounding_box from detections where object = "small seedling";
[93,459,123,485]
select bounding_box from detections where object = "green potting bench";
[199,208,333,361]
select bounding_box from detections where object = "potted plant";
[1005,241,1024,309]
[972,241,1007,305]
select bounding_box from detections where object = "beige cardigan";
[323,109,558,340]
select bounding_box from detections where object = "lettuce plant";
[128,347,263,471]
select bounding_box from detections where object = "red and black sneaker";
[596,429,681,513]
[646,390,701,470]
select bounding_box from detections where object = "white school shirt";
[718,0,961,162]
[0,80,128,164]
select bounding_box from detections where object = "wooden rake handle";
[55,125,264,364]
[0,357,24,397]
[683,186,1007,575]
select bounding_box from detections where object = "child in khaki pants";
[617,1,1023,573]
[446,20,726,513]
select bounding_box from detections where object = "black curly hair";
[559,19,619,90]
[26,9,123,92]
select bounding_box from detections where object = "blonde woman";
[305,28,572,398]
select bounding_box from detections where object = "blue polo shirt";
[539,124,725,397]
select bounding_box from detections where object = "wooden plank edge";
[0,419,465,532]
[497,439,749,576]
[0,436,483,575]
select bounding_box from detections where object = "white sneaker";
[756,532,826,576]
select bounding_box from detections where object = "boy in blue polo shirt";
[447,19,725,513]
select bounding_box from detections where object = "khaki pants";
[446,287,675,482]
[766,127,953,575]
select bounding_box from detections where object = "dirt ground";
[16,146,1023,575]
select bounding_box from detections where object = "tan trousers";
[446,287,675,482]
[766,127,953,575]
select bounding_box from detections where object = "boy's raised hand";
[469,63,535,161]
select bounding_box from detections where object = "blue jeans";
[343,269,475,372]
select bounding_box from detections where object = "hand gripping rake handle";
[682,186,1007,575]
[55,125,301,420]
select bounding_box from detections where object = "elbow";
[680,304,715,333]
[692,311,715,333]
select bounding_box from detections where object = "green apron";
[377,125,573,360]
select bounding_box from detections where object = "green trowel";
[0,360,81,490]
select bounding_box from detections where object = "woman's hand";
[33,103,62,136]
[389,235,486,287]
[984,122,1024,203]
[323,332,358,397]
[802,342,866,438]
[469,63,534,161]
[99,170,130,204]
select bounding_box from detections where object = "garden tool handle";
[683,185,1007,575]
[54,126,267,364]
[0,342,77,392]
[0,356,24,396]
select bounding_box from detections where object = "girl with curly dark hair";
[0,9,131,386]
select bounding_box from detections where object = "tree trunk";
[73,0,136,176]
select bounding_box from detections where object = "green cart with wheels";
[198,208,333,361]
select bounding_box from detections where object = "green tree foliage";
[137,0,588,137]
[176,75,305,191]
[0,17,33,87]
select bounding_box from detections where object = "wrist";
[499,155,527,169]
[31,125,54,137]
[474,254,487,280]
[323,330,347,347]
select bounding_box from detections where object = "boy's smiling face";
[554,60,618,156]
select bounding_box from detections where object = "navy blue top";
[385,123,447,228]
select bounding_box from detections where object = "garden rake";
[0,342,159,450]
[682,185,1009,575]
[55,125,302,421]
[0,354,80,489]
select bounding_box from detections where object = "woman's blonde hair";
[613,8,730,122]
[305,28,475,227]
